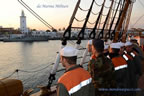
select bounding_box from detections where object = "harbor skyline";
[0,0,144,30]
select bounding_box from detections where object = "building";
[20,10,28,33]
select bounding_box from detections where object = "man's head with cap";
[103,44,109,56]
[104,44,109,52]
[60,46,78,68]
[104,44,109,50]
[125,41,133,53]
[130,38,139,45]
[92,39,104,57]
[125,41,132,46]
[109,43,121,54]
[118,42,125,48]
[118,42,125,55]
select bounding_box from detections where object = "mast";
[121,3,134,42]
[113,0,132,42]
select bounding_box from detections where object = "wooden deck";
[31,86,57,96]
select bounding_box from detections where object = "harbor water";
[0,40,89,92]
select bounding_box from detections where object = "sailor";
[117,42,137,96]
[130,38,139,45]
[87,40,92,53]
[103,44,109,57]
[125,41,142,85]
[87,40,96,60]
[57,46,95,96]
[118,42,125,55]
[88,39,115,96]
[109,43,130,95]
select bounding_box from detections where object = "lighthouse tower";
[20,10,28,34]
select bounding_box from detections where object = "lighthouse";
[20,10,28,34]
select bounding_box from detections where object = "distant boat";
[3,35,49,42]
[0,36,9,41]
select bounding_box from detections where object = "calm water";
[0,40,89,92]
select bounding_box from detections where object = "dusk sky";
[0,0,144,30]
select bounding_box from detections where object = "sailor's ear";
[60,56,66,64]
[62,57,66,62]
[91,45,96,53]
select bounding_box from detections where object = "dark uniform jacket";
[128,51,142,77]
[122,53,137,88]
[57,65,95,96]
[111,56,130,88]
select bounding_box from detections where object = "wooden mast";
[121,3,134,42]
[113,0,131,42]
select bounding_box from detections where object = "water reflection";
[0,40,88,92]
[20,42,33,67]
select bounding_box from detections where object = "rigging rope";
[89,0,106,39]
[131,0,144,28]
[91,11,100,15]
[99,22,105,25]
[1,71,17,80]
[77,0,95,42]
[114,0,124,5]
[94,0,103,6]
[18,0,55,30]
[101,13,108,16]
[94,0,115,9]
[47,0,81,89]
[107,0,122,40]
[112,0,131,42]
[22,74,38,85]
[114,0,119,4]
[98,0,115,39]
[74,17,86,22]
[68,41,85,49]
[78,6,89,11]
[119,3,134,41]
[104,5,111,9]
[18,63,53,73]
[88,20,97,25]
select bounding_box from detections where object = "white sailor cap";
[118,42,125,47]
[88,40,92,45]
[60,46,78,57]
[104,40,113,45]
[125,41,132,46]
[110,43,121,49]
[104,44,109,50]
